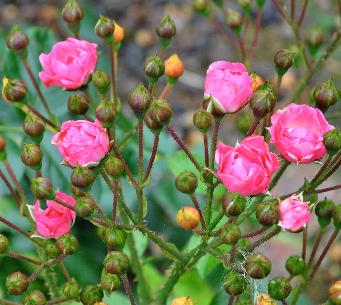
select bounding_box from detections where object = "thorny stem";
[0,216,32,240]
[310,156,332,185]
[0,299,22,305]
[203,133,209,167]
[143,134,160,183]
[121,274,137,305]
[302,225,308,261]
[137,119,144,223]
[26,104,58,131]
[246,227,281,252]
[313,184,341,193]
[246,119,259,137]
[307,228,324,268]
[298,0,309,27]
[8,252,42,265]
[190,194,206,232]
[3,160,27,204]
[159,83,173,99]
[272,0,291,23]
[46,297,71,305]
[59,262,71,281]
[208,16,238,51]
[0,169,21,208]
[243,226,267,238]
[112,180,119,222]
[291,0,296,19]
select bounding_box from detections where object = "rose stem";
[302,225,308,261]
[143,135,160,183]
[121,274,137,305]
[190,194,206,232]
[0,169,21,208]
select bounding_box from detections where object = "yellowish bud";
[165,54,184,80]
[113,21,124,43]
[170,296,195,305]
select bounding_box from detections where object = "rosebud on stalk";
[0,234,9,254]
[101,271,121,292]
[105,156,125,180]
[6,25,29,59]
[95,98,116,127]
[156,15,176,48]
[23,290,46,305]
[102,228,127,249]
[238,0,251,14]
[313,78,338,112]
[21,143,43,170]
[267,277,292,300]
[43,240,59,259]
[251,73,264,92]
[61,0,84,37]
[57,234,79,255]
[144,111,163,135]
[171,297,195,305]
[323,129,341,156]
[0,136,7,161]
[225,195,246,216]
[92,71,111,95]
[223,270,248,296]
[128,83,152,118]
[220,224,241,244]
[31,177,54,200]
[192,0,210,16]
[274,49,294,76]
[6,272,29,295]
[176,206,200,230]
[244,253,272,279]
[95,16,114,44]
[175,171,198,194]
[226,9,243,33]
[285,255,307,276]
[71,166,96,189]
[165,54,184,84]
[144,55,165,84]
[250,82,277,120]
[68,93,90,115]
[306,28,324,57]
[329,281,341,305]
[147,99,173,126]
[113,21,124,51]
[63,278,80,298]
[256,202,279,226]
[23,113,45,142]
[2,77,28,103]
[104,251,129,275]
[315,198,336,227]
[80,285,104,305]
[76,196,96,218]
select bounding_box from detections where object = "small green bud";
[43,239,59,259]
[68,93,90,115]
[62,0,83,25]
[315,198,336,224]
[57,234,79,255]
[3,78,27,103]
[104,156,125,179]
[274,49,294,76]
[6,25,29,51]
[21,143,42,169]
[256,202,279,226]
[285,255,306,276]
[244,253,272,279]
[92,71,111,94]
[71,166,96,189]
[95,16,114,42]
[0,234,9,253]
[76,196,96,218]
[23,290,46,305]
[333,205,341,230]
[192,0,210,16]
[97,226,106,241]
[238,0,251,13]
[144,111,163,134]
[313,79,338,112]
[225,195,246,216]
[31,177,54,200]
[268,277,292,300]
[23,113,45,140]
[128,83,152,117]
[102,228,127,249]
[144,55,165,83]
[223,270,248,296]
[226,9,242,33]
[250,82,277,119]
[6,272,29,295]
[104,251,129,275]
[63,278,80,299]
[101,271,121,292]
[147,99,173,126]
[95,98,116,127]
[220,224,241,244]
[323,129,341,156]
[256,0,266,7]
[156,15,176,48]
[193,109,212,133]
[80,285,104,305]
[306,28,324,56]
[175,171,198,194]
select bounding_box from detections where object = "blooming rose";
[52,120,110,167]
[278,194,311,231]
[32,191,76,238]
[204,61,253,113]
[269,103,334,163]
[215,135,279,196]
[39,38,97,90]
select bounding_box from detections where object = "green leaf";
[161,242,181,261]
[196,255,221,279]
[104,292,131,305]
[211,0,224,8]
[141,263,164,294]
[124,231,149,257]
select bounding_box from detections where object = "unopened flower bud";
[113,21,124,44]
[57,234,79,255]
[6,25,29,53]
[223,270,248,296]
[21,143,42,169]
[104,251,129,275]
[144,111,163,134]
[23,290,46,305]
[128,83,152,117]
[165,54,184,82]
[192,0,210,16]
[43,240,59,259]
[306,28,324,56]
[226,9,242,33]
[220,224,241,244]
[23,113,45,140]
[92,71,111,95]
[95,16,114,43]
[274,49,294,76]
[333,205,341,230]
[2,78,27,103]
[144,55,165,83]
[251,73,264,92]
[76,196,96,218]
[80,285,104,305]
[236,112,253,135]
[256,0,266,7]
[68,93,90,115]
[63,278,80,299]
[103,228,127,249]
[250,82,277,119]
[0,136,7,161]
[95,99,116,127]
[170,297,195,305]
[225,196,246,216]
[313,79,338,112]
[62,0,83,25]
[244,253,271,279]
[256,294,276,305]
[175,171,198,194]
[6,272,29,295]
[238,0,251,13]
[104,156,124,179]
[0,234,9,253]
[101,271,121,292]
[324,129,341,156]
[256,202,279,226]
[176,206,200,230]
[329,281,341,305]
[71,166,96,189]
[193,109,212,133]
[156,15,176,48]
[285,255,306,276]
[147,99,173,126]
[268,277,292,300]
[31,177,54,200]
[315,198,336,227]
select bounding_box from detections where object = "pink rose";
[204,61,253,113]
[52,120,110,167]
[39,38,97,90]
[269,103,334,163]
[215,135,280,196]
[32,191,76,239]
[278,194,311,231]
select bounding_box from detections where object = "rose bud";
[226,9,242,33]
[324,129,341,156]
[6,272,29,295]
[193,109,212,133]
[333,205,341,230]
[285,255,306,276]
[104,251,129,275]
[2,78,27,103]
[256,0,266,7]
[144,55,165,83]
[250,82,277,120]
[80,285,104,305]
[144,111,163,134]
[0,136,7,161]
[165,54,184,83]
[57,234,79,255]
[23,290,46,305]
[71,166,96,189]
[0,234,9,253]
[21,143,43,169]
[113,21,124,44]
[175,171,198,194]
[192,0,210,16]
[238,0,251,13]
[306,28,324,56]
[251,73,264,92]
[101,271,121,292]
[103,228,127,249]
[225,196,246,216]
[96,99,116,127]
[6,25,29,57]
[92,71,111,95]
[176,206,200,230]
[76,196,96,218]
[156,15,176,47]
[23,113,45,141]
[104,156,124,180]
[148,99,173,126]
[171,297,195,305]
[274,49,294,76]
[95,16,114,42]
[244,253,272,279]
[97,226,107,241]
[223,270,248,296]
[31,177,54,200]
[256,202,279,226]
[219,224,241,244]
[61,0,83,36]
[128,83,152,118]
[268,277,292,300]
[43,240,59,259]
[236,112,253,135]
[329,281,341,305]
[315,198,336,227]
[63,278,80,299]
[68,93,90,115]
[313,79,338,112]
[256,293,277,305]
